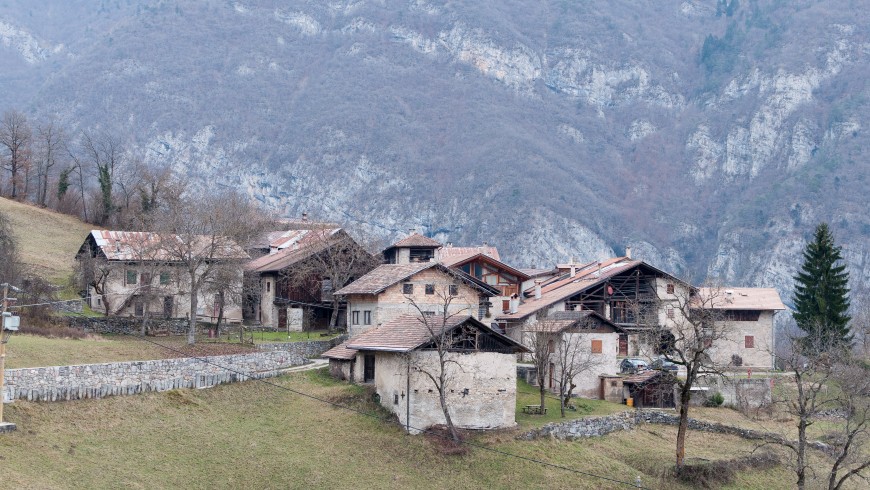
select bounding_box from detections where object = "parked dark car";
[620,358,649,374]
[651,357,679,373]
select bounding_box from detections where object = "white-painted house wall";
[368,351,518,433]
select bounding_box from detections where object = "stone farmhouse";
[245,226,376,331]
[75,230,248,322]
[323,314,527,432]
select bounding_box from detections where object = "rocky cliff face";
[0,0,868,305]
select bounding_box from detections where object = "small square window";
[352,311,360,325]
[363,311,371,325]
[266,281,271,293]
[403,283,414,295]
[425,284,435,295]
[126,270,138,285]
[666,283,675,294]
[449,284,458,296]
[591,339,603,354]
[745,336,755,349]
[159,272,170,285]
[423,311,435,316]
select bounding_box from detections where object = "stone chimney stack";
[597,261,602,277]
[625,246,632,259]
[301,212,308,221]
[509,295,519,314]
[570,257,577,278]
[534,280,542,300]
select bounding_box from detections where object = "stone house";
[322,314,528,433]
[75,230,248,322]
[526,310,624,399]
[245,227,376,331]
[496,254,785,371]
[334,261,499,337]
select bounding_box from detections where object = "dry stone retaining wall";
[2,338,346,403]
[64,316,189,335]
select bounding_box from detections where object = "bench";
[522,405,547,415]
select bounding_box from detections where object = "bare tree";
[281,228,381,332]
[772,329,870,490]
[522,314,554,415]
[81,131,125,226]
[406,282,469,443]
[0,211,21,286]
[638,285,731,472]
[553,316,605,418]
[0,109,32,199]
[33,118,66,207]
[152,189,268,344]
[75,243,114,315]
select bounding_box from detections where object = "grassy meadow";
[0,367,817,490]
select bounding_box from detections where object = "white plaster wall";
[708,312,776,369]
[371,351,517,433]
[559,332,620,398]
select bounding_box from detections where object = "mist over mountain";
[1,0,868,303]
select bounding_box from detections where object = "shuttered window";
[591,339,603,354]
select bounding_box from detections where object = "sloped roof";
[697,287,786,311]
[79,230,248,262]
[246,229,346,273]
[321,341,358,360]
[345,314,527,353]
[438,252,530,281]
[390,232,442,248]
[525,310,622,333]
[438,245,500,262]
[334,262,499,296]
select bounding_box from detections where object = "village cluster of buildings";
[75,221,785,433]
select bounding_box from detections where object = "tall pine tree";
[793,223,852,347]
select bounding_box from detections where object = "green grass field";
[0,367,820,490]
[0,197,92,283]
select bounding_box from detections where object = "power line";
[130,334,651,489]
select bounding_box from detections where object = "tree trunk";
[797,416,807,490]
[140,310,151,336]
[188,274,198,345]
[560,383,566,418]
[215,290,224,337]
[539,375,547,414]
[439,387,460,443]
[675,386,692,472]
[328,298,340,333]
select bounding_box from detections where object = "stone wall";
[697,375,772,410]
[64,316,190,335]
[2,338,346,403]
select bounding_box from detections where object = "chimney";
[509,296,519,314]
[570,257,576,278]
[301,212,308,221]
[408,227,415,236]
[534,279,542,300]
[446,242,453,248]
[597,261,602,277]
[625,246,632,259]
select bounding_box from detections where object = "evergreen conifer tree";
[792,223,852,347]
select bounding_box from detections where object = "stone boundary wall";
[257,334,348,357]
[4,347,316,403]
[518,409,829,451]
[64,316,189,335]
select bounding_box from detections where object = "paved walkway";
[280,358,328,373]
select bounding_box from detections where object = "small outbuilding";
[323,314,528,433]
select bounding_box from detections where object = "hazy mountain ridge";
[0,0,868,304]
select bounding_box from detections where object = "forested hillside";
[0,0,867,303]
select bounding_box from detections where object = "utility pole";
[1,283,18,433]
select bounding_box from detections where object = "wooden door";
[364,354,376,383]
[618,334,628,356]
[163,296,173,318]
[278,307,287,329]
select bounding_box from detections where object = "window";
[666,307,675,319]
[591,339,603,354]
[134,301,144,317]
[363,310,371,325]
[666,283,675,294]
[423,311,435,316]
[159,272,170,285]
[502,299,510,312]
[449,284,458,296]
[266,281,271,293]
[403,283,413,295]
[96,298,101,306]
[745,336,755,349]
[547,340,555,354]
[126,270,137,285]
[425,284,435,295]
[352,311,360,325]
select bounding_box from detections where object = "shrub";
[705,391,725,407]
[730,354,743,367]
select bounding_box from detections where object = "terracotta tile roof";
[438,245,500,262]
[524,310,620,333]
[391,232,442,248]
[321,341,358,360]
[622,370,664,385]
[438,252,530,280]
[334,262,500,296]
[81,230,248,262]
[346,314,468,352]
[345,314,528,353]
[334,262,434,295]
[697,287,786,311]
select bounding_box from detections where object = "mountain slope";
[0,0,867,302]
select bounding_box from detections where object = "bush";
[730,354,743,367]
[705,391,725,407]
